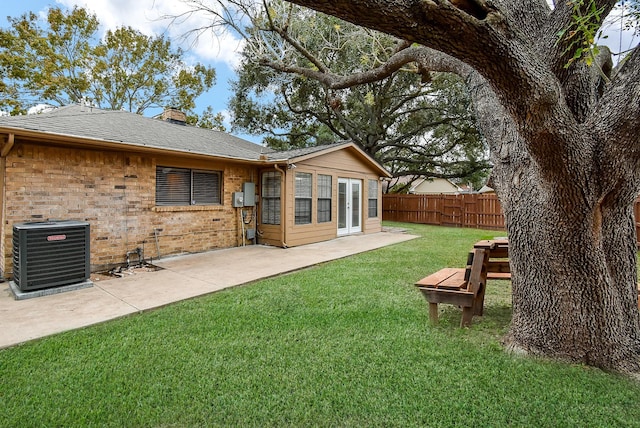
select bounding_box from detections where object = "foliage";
[621,0,640,31]
[91,27,215,114]
[186,105,227,130]
[0,7,97,114]
[1,223,639,426]
[226,1,490,181]
[558,0,608,68]
[0,7,216,116]
[558,0,639,69]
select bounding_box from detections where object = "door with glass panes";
[337,178,361,235]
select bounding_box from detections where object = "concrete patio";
[0,230,417,349]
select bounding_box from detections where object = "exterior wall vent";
[12,221,90,291]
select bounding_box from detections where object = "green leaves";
[557,0,607,69]
[229,1,488,183]
[0,6,216,117]
[0,7,97,111]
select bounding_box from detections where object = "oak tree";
[280,0,640,375]
[175,0,490,186]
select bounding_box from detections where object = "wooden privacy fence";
[383,194,506,230]
[383,194,640,241]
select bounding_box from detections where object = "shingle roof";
[265,141,352,161]
[0,105,390,176]
[0,105,274,161]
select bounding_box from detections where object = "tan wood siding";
[298,149,378,174]
[279,148,384,247]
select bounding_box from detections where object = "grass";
[1,222,639,427]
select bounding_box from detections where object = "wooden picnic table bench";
[415,239,510,327]
[473,239,510,281]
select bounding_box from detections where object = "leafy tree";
[0,7,97,112]
[186,105,226,130]
[183,0,489,185]
[0,6,216,117]
[91,27,215,114]
[281,0,640,375]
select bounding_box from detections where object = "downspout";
[0,134,14,280]
[1,133,14,157]
[273,164,288,248]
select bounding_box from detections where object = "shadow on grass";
[422,303,512,352]
[435,304,511,329]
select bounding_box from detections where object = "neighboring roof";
[478,185,495,193]
[410,177,462,194]
[0,105,390,176]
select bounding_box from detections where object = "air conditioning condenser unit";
[12,221,90,291]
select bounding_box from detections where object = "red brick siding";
[1,142,257,275]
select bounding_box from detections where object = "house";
[478,184,495,194]
[409,177,462,195]
[0,105,391,276]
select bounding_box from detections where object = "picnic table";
[415,239,511,327]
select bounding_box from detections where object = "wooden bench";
[415,248,490,327]
[415,239,511,327]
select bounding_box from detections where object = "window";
[156,166,221,206]
[262,171,281,225]
[368,179,379,218]
[295,172,312,225]
[317,174,332,223]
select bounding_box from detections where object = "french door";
[337,178,362,235]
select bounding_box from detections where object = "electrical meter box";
[232,192,244,207]
[242,182,256,206]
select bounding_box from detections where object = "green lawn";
[1,223,639,427]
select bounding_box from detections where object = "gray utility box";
[13,221,90,291]
[242,182,256,206]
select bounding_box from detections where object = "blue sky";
[2,1,637,144]
[2,0,255,140]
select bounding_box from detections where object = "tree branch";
[283,0,593,173]
[260,44,472,89]
[590,46,640,167]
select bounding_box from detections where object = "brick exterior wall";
[1,142,258,276]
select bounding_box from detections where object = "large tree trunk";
[470,73,640,373]
[285,0,640,374]
[498,158,640,372]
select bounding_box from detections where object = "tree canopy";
[178,0,490,187]
[0,6,217,119]
[269,0,640,375]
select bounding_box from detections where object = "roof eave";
[287,142,392,178]
[0,126,262,164]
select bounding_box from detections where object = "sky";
[2,1,638,144]
[2,0,253,139]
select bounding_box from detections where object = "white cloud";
[54,0,244,68]
[28,104,58,115]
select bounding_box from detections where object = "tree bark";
[285,0,640,374]
[466,69,640,374]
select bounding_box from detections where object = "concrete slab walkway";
[0,230,417,349]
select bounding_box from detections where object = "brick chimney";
[161,108,187,125]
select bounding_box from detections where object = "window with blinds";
[317,174,332,223]
[156,166,221,206]
[295,172,312,225]
[368,179,378,218]
[262,171,281,225]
